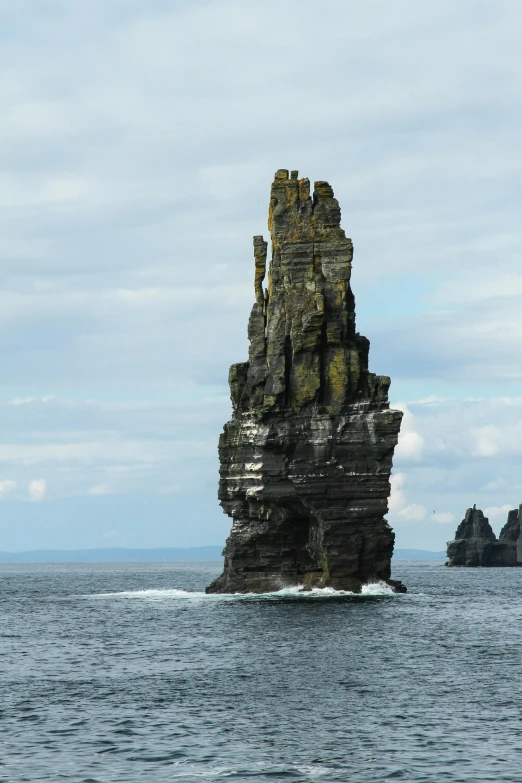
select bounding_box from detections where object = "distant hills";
[0,546,224,563]
[0,546,446,563]
[394,549,446,561]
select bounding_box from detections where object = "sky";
[1,0,522,551]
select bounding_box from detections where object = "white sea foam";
[83,580,399,600]
[360,580,397,596]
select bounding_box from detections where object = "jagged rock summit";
[206,170,405,594]
[446,504,522,567]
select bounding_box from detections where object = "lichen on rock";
[206,169,405,594]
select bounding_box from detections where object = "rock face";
[446,504,522,566]
[206,169,405,595]
[498,505,522,565]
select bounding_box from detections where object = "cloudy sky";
[1,0,522,552]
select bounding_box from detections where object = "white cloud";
[389,472,426,522]
[396,430,425,462]
[386,397,522,542]
[0,437,213,465]
[398,503,426,522]
[388,472,406,512]
[484,504,513,523]
[28,479,47,501]
[393,404,424,462]
[0,397,227,507]
[391,398,522,464]
[88,483,113,496]
[481,477,510,492]
[9,395,56,406]
[471,426,500,457]
[432,512,456,524]
[379,297,522,387]
[0,480,16,499]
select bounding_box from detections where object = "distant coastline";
[0,547,446,563]
[394,549,446,561]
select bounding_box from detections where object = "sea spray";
[82,581,400,601]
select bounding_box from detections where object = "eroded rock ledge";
[206,170,405,594]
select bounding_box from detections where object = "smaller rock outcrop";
[446,506,497,567]
[499,507,521,543]
[498,505,522,566]
[446,504,522,567]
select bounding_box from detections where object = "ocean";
[1,560,522,782]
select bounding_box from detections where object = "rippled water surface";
[2,560,522,782]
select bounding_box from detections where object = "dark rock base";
[207,405,406,595]
[206,573,406,594]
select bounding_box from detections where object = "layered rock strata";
[446,504,522,566]
[206,169,405,594]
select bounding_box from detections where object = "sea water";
[1,560,522,782]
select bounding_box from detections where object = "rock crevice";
[206,170,405,594]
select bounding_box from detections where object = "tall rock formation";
[206,170,405,594]
[446,504,522,566]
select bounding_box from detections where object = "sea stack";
[206,170,405,594]
[446,504,522,566]
[499,506,522,564]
